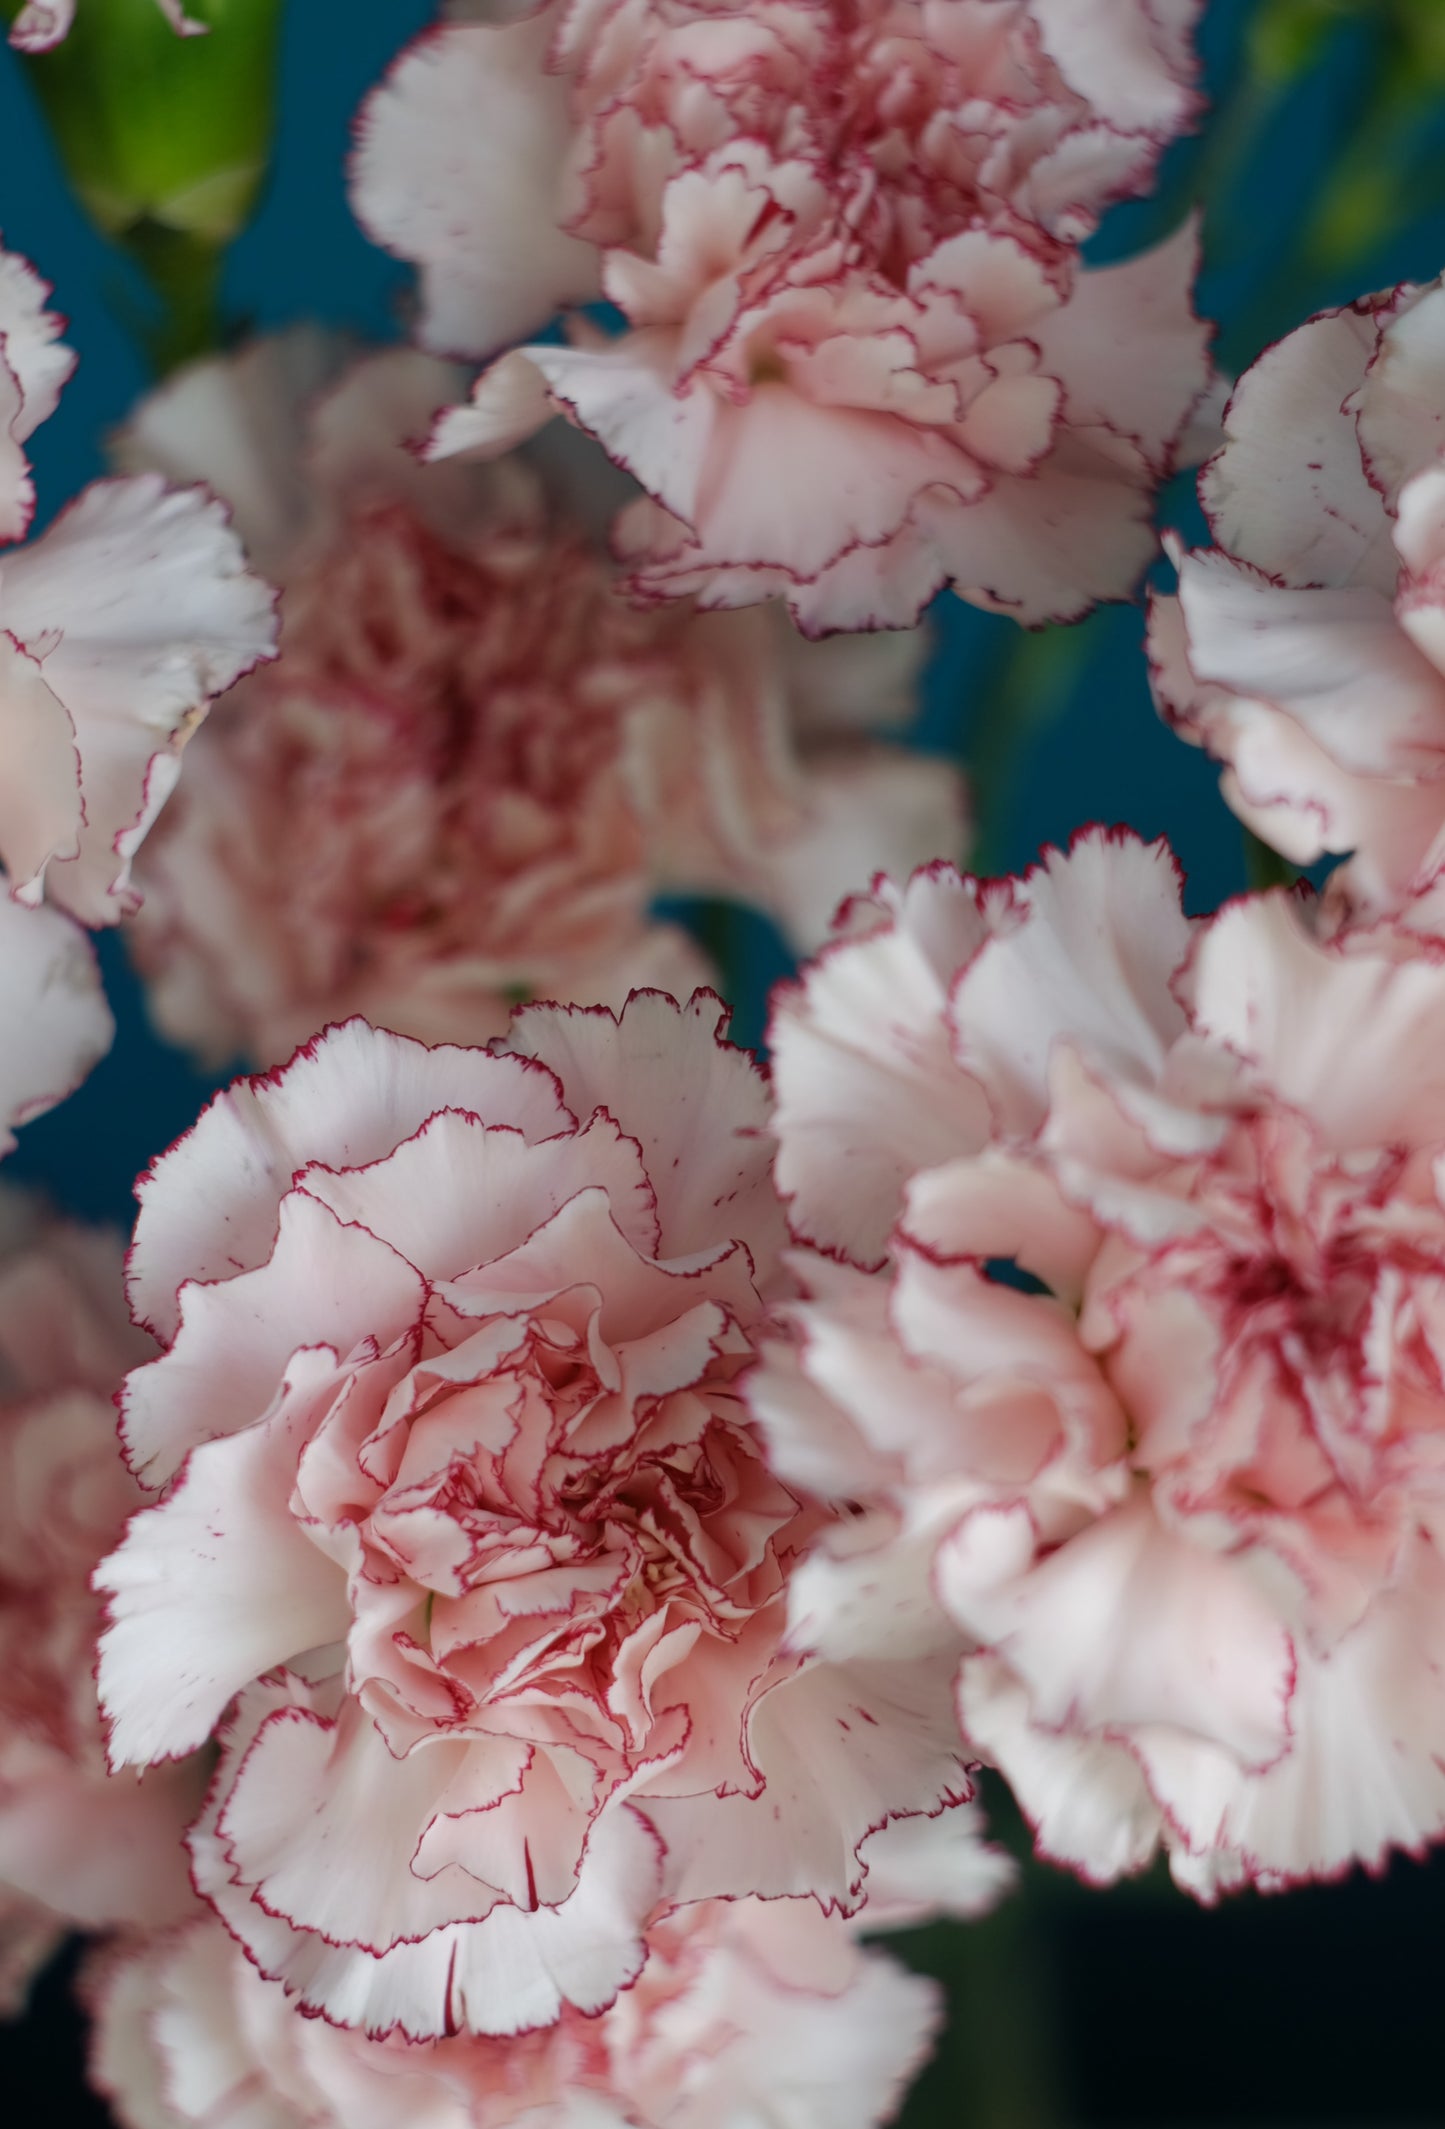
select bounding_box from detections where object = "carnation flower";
[0,242,277,925]
[757,828,1445,1895]
[8,0,203,51]
[1150,274,1445,942]
[121,332,958,1064]
[96,996,971,2038]
[0,1194,204,2014]
[89,1900,939,2129]
[354,1,1211,632]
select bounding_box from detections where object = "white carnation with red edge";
[758,828,1445,1895]
[96,993,972,2039]
[0,242,277,925]
[353,0,1211,633]
[1150,274,1445,944]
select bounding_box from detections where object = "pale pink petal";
[0,476,279,921]
[638,1653,971,1909]
[0,892,111,1149]
[128,1019,571,1344]
[351,18,599,359]
[1186,894,1445,1152]
[1156,1539,1445,1890]
[114,327,340,581]
[1033,221,1210,475]
[1200,306,1391,586]
[425,349,559,463]
[98,1355,353,1767]
[1356,282,1445,505]
[0,243,74,444]
[1174,546,1445,775]
[503,990,784,1275]
[123,1188,427,1486]
[958,1650,1163,1883]
[751,748,967,950]
[947,829,1192,1135]
[770,866,995,1264]
[0,631,81,890]
[1032,0,1201,134]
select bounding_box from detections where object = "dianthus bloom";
[756,829,1445,1895]
[8,0,202,50]
[0,242,276,924]
[122,333,958,1064]
[0,1195,202,2013]
[96,995,971,2038]
[1150,273,1445,943]
[90,1900,938,2129]
[354,0,1211,632]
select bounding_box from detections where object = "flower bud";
[7,0,282,244]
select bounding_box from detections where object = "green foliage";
[4,0,283,367]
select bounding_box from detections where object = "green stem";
[119,221,226,375]
[1244,828,1298,893]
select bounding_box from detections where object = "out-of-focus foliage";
[3,0,282,366]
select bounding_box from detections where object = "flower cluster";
[19,2,1445,2124]
[354,0,1211,631]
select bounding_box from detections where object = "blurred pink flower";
[122,333,959,1064]
[96,998,971,2039]
[0,1195,204,2013]
[354,1,1210,633]
[758,829,1445,1894]
[8,0,203,51]
[90,1899,939,2129]
[1151,275,1445,941]
[0,243,277,924]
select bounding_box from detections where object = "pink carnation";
[1150,274,1445,942]
[759,828,1445,1894]
[8,0,204,50]
[89,1900,938,2129]
[0,1195,204,2012]
[0,243,276,925]
[121,333,959,1063]
[96,997,971,2038]
[354,1,1211,632]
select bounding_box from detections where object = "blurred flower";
[121,333,958,1064]
[1151,275,1445,948]
[89,1899,939,2129]
[0,1194,204,2013]
[96,999,972,2039]
[0,241,277,924]
[354,0,1211,633]
[758,829,1445,1894]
